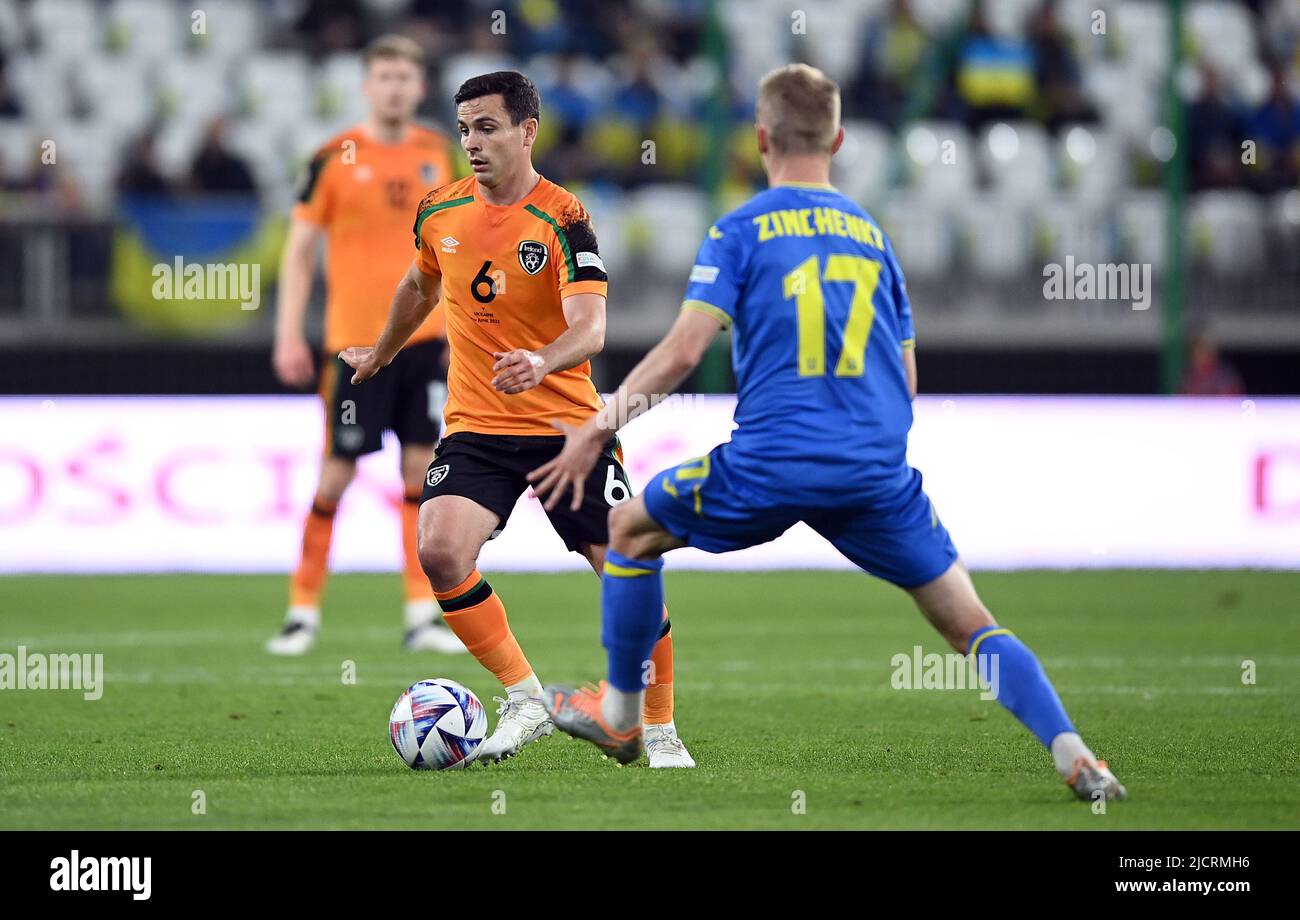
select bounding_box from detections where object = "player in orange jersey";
[267,35,466,656]
[342,72,693,767]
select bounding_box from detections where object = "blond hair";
[363,34,425,69]
[756,63,841,155]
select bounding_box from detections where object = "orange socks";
[289,498,337,607]
[643,612,675,725]
[435,570,534,686]
[401,490,434,602]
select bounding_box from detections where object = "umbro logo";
[441,236,459,253]
[426,464,450,488]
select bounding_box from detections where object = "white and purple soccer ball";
[389,679,487,770]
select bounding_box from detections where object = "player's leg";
[390,339,463,652]
[547,495,684,763]
[574,540,692,767]
[544,439,694,766]
[417,435,555,763]
[810,471,1126,801]
[267,454,356,654]
[906,561,1125,801]
[396,442,465,652]
[549,449,796,764]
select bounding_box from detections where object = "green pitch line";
[0,571,1296,830]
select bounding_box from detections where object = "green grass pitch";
[1,570,1297,829]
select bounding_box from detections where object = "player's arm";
[339,260,441,384]
[527,308,723,511]
[904,344,917,400]
[272,218,325,387]
[491,291,606,394]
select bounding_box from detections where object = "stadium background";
[1,0,1299,573]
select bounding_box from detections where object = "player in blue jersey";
[527,64,1126,801]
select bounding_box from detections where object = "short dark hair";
[454,71,540,125]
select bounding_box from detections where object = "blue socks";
[968,625,1075,748]
[601,550,665,692]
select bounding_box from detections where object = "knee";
[317,458,357,504]
[416,536,471,590]
[607,501,661,561]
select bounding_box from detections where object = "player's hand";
[527,420,605,512]
[338,346,387,385]
[491,349,546,394]
[273,335,316,388]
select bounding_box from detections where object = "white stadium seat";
[628,185,709,276]
[901,121,976,202]
[960,194,1033,279]
[1190,191,1267,277]
[1117,190,1166,271]
[879,192,955,280]
[979,121,1054,203]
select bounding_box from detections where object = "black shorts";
[422,431,631,552]
[322,339,447,457]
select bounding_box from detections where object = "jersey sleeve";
[548,202,608,300]
[291,148,335,226]
[680,222,745,329]
[883,234,915,348]
[413,191,443,277]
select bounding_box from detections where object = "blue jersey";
[681,182,915,506]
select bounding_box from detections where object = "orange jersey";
[413,175,609,437]
[294,123,454,352]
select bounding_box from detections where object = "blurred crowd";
[0,0,1295,214]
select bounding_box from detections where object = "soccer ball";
[389,678,487,770]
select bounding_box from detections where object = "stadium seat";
[1117,190,1166,271]
[192,0,262,61]
[106,0,183,62]
[1112,1,1169,85]
[240,51,314,126]
[225,119,291,196]
[984,0,1039,39]
[978,121,1054,203]
[879,192,955,280]
[909,0,970,36]
[317,54,369,124]
[1057,125,1127,205]
[1188,0,1257,83]
[628,185,709,276]
[72,54,154,140]
[0,0,22,53]
[1035,193,1116,266]
[28,0,100,62]
[52,119,126,207]
[960,194,1032,279]
[835,120,894,205]
[8,54,72,124]
[1190,191,1266,277]
[902,121,976,201]
[156,56,234,128]
[0,118,33,181]
[1084,62,1159,144]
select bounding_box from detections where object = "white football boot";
[265,606,319,656]
[401,600,468,653]
[645,721,696,768]
[475,695,554,764]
